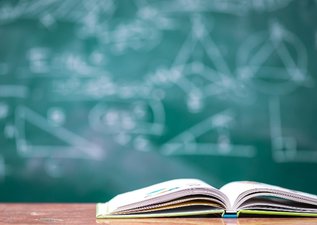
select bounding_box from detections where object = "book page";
[219,181,258,210]
[107,178,220,213]
[220,181,317,211]
[236,197,317,212]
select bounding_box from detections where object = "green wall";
[0,0,317,202]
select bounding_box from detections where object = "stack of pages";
[96,178,317,218]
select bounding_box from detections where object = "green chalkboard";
[0,0,317,202]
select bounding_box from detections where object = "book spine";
[222,213,238,218]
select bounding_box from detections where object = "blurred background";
[0,0,317,202]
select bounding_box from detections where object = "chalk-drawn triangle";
[252,46,293,84]
[237,22,309,95]
[15,106,101,159]
[161,110,255,157]
[249,40,305,84]
[173,15,231,77]
[170,16,235,112]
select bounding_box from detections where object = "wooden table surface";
[1,204,317,225]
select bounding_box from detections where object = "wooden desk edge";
[1,203,317,225]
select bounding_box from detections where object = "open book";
[96,178,317,218]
